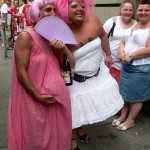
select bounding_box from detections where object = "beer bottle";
[63,53,73,86]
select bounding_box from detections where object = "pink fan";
[34,16,77,44]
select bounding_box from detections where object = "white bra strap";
[148,28,150,34]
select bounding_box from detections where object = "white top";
[124,26,150,65]
[19,5,24,14]
[0,3,8,15]
[0,4,11,25]
[7,8,11,25]
[103,16,136,70]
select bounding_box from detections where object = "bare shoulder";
[89,14,101,24]
[86,14,102,37]
[87,14,102,30]
[15,32,34,49]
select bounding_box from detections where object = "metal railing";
[1,13,8,58]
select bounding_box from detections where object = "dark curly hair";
[137,0,150,5]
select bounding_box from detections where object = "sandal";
[77,127,90,142]
[78,134,90,143]
[112,119,121,127]
[116,123,135,131]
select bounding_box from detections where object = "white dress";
[68,37,124,129]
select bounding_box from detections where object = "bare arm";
[133,47,150,58]
[15,32,55,104]
[99,20,113,66]
[50,40,75,68]
[124,36,150,64]
[118,38,126,61]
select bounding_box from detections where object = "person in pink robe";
[8,0,75,149]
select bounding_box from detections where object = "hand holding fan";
[34,16,77,44]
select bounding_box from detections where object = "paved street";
[0,50,12,150]
[0,47,150,150]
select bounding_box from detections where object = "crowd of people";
[0,0,33,50]
[4,0,150,149]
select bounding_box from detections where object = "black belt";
[73,68,100,82]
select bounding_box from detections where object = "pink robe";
[8,28,72,150]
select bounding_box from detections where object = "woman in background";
[115,0,150,131]
[103,0,136,126]
[103,0,136,84]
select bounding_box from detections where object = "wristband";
[129,53,134,63]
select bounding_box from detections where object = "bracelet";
[129,53,134,63]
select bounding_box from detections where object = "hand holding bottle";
[63,53,73,86]
[61,68,74,79]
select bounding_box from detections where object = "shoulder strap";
[148,27,150,34]
[112,16,117,23]
[108,16,117,38]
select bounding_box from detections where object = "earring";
[79,42,84,47]
[38,12,42,20]
[88,37,93,42]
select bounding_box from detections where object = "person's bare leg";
[112,102,129,126]
[117,102,143,130]
[77,127,90,142]
[77,127,85,136]
[71,129,78,149]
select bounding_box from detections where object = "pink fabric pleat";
[8,28,72,150]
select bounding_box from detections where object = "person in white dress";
[56,0,124,149]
